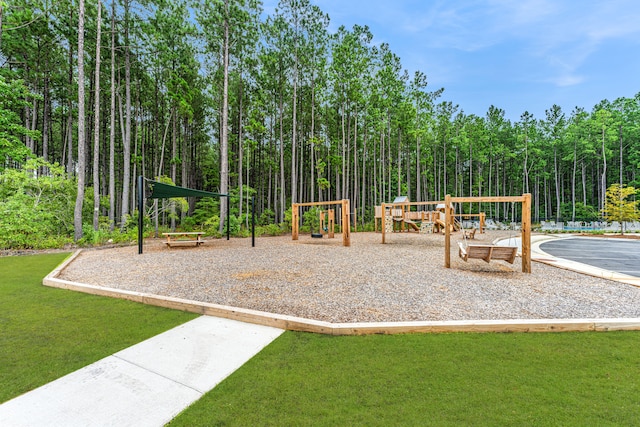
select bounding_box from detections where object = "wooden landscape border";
[43,250,640,335]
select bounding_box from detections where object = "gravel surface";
[58,232,640,323]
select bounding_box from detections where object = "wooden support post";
[444,194,451,268]
[292,203,299,240]
[381,203,386,244]
[353,211,357,233]
[522,193,532,273]
[480,212,485,234]
[319,210,326,235]
[342,199,351,247]
[328,209,335,238]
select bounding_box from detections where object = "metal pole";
[251,196,255,247]
[226,196,230,240]
[137,175,144,254]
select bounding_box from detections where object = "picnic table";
[162,231,205,247]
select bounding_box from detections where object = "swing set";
[444,194,532,273]
[291,199,351,246]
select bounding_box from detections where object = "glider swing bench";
[444,194,532,273]
[457,242,517,264]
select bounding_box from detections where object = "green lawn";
[0,253,198,403]
[4,254,640,425]
[170,331,640,426]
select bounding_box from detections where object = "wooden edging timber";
[43,250,640,335]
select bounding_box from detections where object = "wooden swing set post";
[341,199,351,247]
[291,200,350,246]
[444,194,532,273]
[444,195,452,268]
[328,209,335,238]
[381,203,387,244]
[292,203,299,240]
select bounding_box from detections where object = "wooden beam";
[328,209,335,238]
[292,203,299,240]
[381,203,386,244]
[444,194,451,268]
[342,199,351,247]
[522,193,532,273]
[294,199,347,207]
[450,196,525,203]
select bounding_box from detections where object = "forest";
[1,0,639,248]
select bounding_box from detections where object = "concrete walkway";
[0,316,284,427]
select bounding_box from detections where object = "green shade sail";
[147,180,227,199]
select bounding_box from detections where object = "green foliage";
[170,331,640,426]
[255,223,286,236]
[601,184,639,233]
[282,207,293,231]
[0,76,40,164]
[302,207,321,233]
[77,218,140,246]
[0,159,75,249]
[560,202,599,222]
[258,208,276,226]
[192,197,220,225]
[203,213,242,236]
[0,253,197,403]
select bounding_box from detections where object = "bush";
[0,159,75,249]
[258,209,276,226]
[256,223,285,236]
[560,202,599,222]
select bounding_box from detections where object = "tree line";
[1,0,639,243]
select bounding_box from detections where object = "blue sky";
[263,0,640,122]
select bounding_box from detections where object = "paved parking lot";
[539,237,640,278]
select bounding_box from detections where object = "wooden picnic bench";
[162,231,205,247]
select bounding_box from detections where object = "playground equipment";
[444,194,531,273]
[458,243,517,264]
[292,199,351,247]
[380,199,449,243]
[312,209,335,238]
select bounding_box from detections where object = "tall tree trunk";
[554,146,560,221]
[600,126,607,211]
[218,0,230,233]
[74,0,86,241]
[42,74,50,161]
[278,86,284,221]
[238,78,244,220]
[171,104,177,230]
[619,124,623,187]
[108,0,116,231]
[92,1,102,231]
[290,53,298,205]
[120,0,131,228]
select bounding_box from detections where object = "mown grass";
[0,253,198,403]
[170,331,640,426]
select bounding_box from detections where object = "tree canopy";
[1,0,638,247]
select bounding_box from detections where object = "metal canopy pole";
[251,196,256,247]
[137,176,144,254]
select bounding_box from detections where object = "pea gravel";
[58,232,640,323]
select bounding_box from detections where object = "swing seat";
[463,228,477,240]
[458,242,517,264]
[311,233,323,238]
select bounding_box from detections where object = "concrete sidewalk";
[0,316,284,427]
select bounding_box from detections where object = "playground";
[54,231,640,330]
